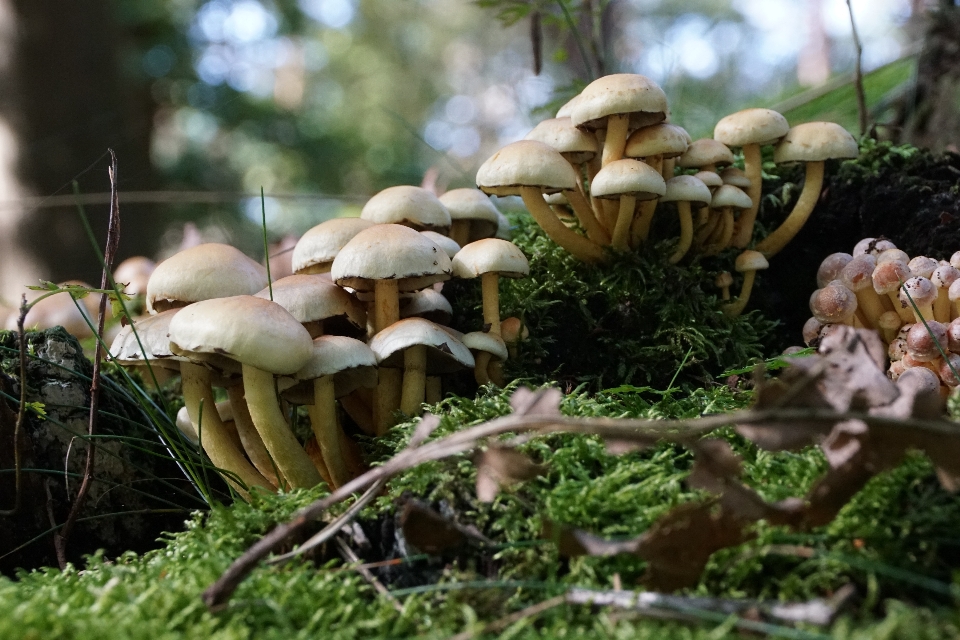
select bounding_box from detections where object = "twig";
[334,536,404,612]
[0,295,29,517]
[53,150,122,568]
[446,594,566,640]
[202,404,960,610]
[846,0,868,136]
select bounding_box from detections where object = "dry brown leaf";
[399,500,490,554]
[543,521,643,558]
[475,445,546,502]
[409,414,441,449]
[509,387,563,417]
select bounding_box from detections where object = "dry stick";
[53,150,122,569]
[202,405,960,610]
[847,0,868,137]
[0,296,29,517]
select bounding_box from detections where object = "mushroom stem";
[474,351,492,385]
[564,188,611,244]
[601,114,629,167]
[755,160,825,257]
[180,362,271,495]
[227,384,283,488]
[488,360,505,387]
[481,272,501,335]
[661,157,676,181]
[307,375,351,489]
[611,195,637,251]
[935,288,952,323]
[374,279,400,334]
[887,291,915,323]
[668,201,694,264]
[375,368,402,435]
[694,212,720,248]
[731,143,762,248]
[854,289,886,329]
[519,187,606,263]
[449,220,471,247]
[242,364,322,489]
[705,207,734,255]
[722,270,758,318]
[632,199,658,245]
[400,345,427,416]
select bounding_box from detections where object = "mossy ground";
[5,145,960,637]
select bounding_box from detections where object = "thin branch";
[202,405,960,609]
[846,0,868,136]
[53,150,122,568]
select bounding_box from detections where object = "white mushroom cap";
[524,117,599,163]
[693,170,723,189]
[462,331,508,362]
[146,243,268,314]
[332,224,452,293]
[293,335,378,396]
[292,218,375,274]
[400,288,454,325]
[254,274,365,333]
[569,73,668,131]
[624,123,689,159]
[452,238,530,279]
[420,231,461,259]
[590,158,666,200]
[719,167,752,189]
[661,175,711,204]
[109,309,185,366]
[853,237,897,257]
[360,185,452,232]
[899,276,937,309]
[113,256,156,297]
[438,188,500,241]
[908,256,938,279]
[710,184,752,210]
[735,250,769,272]
[713,108,789,147]
[676,139,735,168]
[476,140,579,196]
[368,317,474,373]
[773,122,859,163]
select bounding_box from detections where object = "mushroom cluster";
[477,73,860,317]
[802,238,960,391]
[107,186,529,495]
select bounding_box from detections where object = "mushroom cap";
[873,260,910,295]
[500,316,528,343]
[719,167,752,189]
[331,224,452,292]
[438,188,500,241]
[773,122,859,163]
[524,117,599,163]
[292,218,375,274]
[693,170,723,189]
[812,283,858,324]
[676,139,735,168]
[420,231,461,260]
[713,108,789,148]
[294,335,378,384]
[113,256,156,297]
[462,331,508,362]
[254,274,365,332]
[476,140,578,196]
[569,74,668,131]
[661,175,711,204]
[359,185,452,232]
[400,288,453,325]
[715,271,734,288]
[877,248,910,266]
[624,123,689,159]
[589,158,666,200]
[816,252,853,288]
[710,184,752,210]
[168,295,313,375]
[555,92,582,119]
[802,316,823,346]
[932,264,960,289]
[146,243,268,314]
[839,254,877,292]
[853,237,897,257]
[452,238,530,279]
[735,250,769,272]
[906,320,948,362]
[908,255,938,279]
[109,308,184,366]
[899,276,937,308]
[368,317,474,373]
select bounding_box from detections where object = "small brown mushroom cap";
[719,167,752,189]
[899,276,937,309]
[146,243,268,314]
[332,224,452,293]
[452,238,530,279]
[476,140,578,196]
[817,252,853,288]
[661,175,711,204]
[359,185,452,232]
[524,117,599,163]
[676,139,735,169]
[590,158,666,200]
[569,73,668,131]
[908,256,939,279]
[773,122,859,163]
[710,184,752,210]
[437,188,500,242]
[812,283,857,324]
[840,254,877,293]
[713,108,789,147]
[113,256,156,297]
[735,250,769,272]
[906,320,948,362]
[715,271,734,288]
[873,260,911,296]
[369,317,474,373]
[693,170,723,189]
[624,123,689,159]
[292,218,375,274]
[109,308,184,367]
[802,317,823,346]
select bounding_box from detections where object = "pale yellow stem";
[935,288,952,323]
[242,364,322,489]
[227,384,283,488]
[374,279,400,334]
[564,188,611,244]
[481,272,501,335]
[755,161,825,257]
[633,199,658,245]
[731,144,762,248]
[888,291,915,323]
[375,367,403,436]
[612,195,637,251]
[474,351,492,385]
[307,375,350,489]
[180,362,271,496]
[400,345,427,416]
[519,187,606,263]
[601,114,629,167]
[722,270,758,318]
[668,201,694,264]
[341,390,375,435]
[450,220,471,247]
[661,157,676,182]
[854,289,886,329]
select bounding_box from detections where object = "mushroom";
[715,272,733,301]
[873,260,914,323]
[840,254,887,329]
[146,243,268,314]
[568,73,668,167]
[420,231,461,261]
[254,274,366,339]
[291,218,375,275]
[878,310,903,344]
[400,288,453,325]
[811,282,859,326]
[713,108,789,248]
[676,139,735,174]
[368,318,473,417]
[359,185,452,234]
[755,122,858,257]
[462,330,508,386]
[476,140,606,263]
[169,296,320,489]
[906,320,948,362]
[816,252,853,287]
[703,184,752,254]
[500,316,529,359]
[931,264,960,322]
[589,159,665,251]
[661,175,711,263]
[623,122,689,177]
[899,276,937,323]
[722,250,769,318]
[853,237,897,257]
[437,188,500,247]
[452,238,530,337]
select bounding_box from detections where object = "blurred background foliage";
[0,0,948,296]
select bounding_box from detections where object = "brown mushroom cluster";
[802,238,960,392]
[106,186,529,496]
[477,73,860,317]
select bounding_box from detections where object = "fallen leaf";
[475,445,545,502]
[509,387,563,418]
